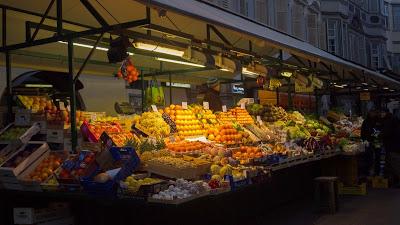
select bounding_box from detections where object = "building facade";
[202,0,326,49]
[202,0,400,74]
[387,0,400,73]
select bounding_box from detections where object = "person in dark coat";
[361,110,381,176]
[197,78,223,112]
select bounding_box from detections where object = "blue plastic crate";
[81,147,140,197]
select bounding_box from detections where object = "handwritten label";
[240,102,245,109]
[90,114,97,121]
[182,102,188,109]
[256,116,263,125]
[151,105,158,112]
[222,105,227,112]
[203,102,209,110]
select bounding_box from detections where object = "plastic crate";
[81,147,140,197]
[338,182,367,195]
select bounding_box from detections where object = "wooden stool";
[314,176,339,214]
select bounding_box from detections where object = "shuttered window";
[255,0,268,24]
[276,0,289,32]
[307,13,318,46]
[292,2,305,39]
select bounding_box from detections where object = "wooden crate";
[338,182,367,195]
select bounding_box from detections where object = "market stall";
[0,0,398,224]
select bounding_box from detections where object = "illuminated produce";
[207,123,250,145]
[230,107,254,125]
[28,154,63,182]
[0,127,28,141]
[165,139,207,154]
[262,104,288,122]
[134,112,170,137]
[17,95,56,113]
[216,111,236,124]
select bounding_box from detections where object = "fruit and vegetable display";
[151,179,210,201]
[133,112,170,138]
[27,153,63,182]
[261,104,288,122]
[0,98,367,205]
[1,143,43,168]
[104,132,135,147]
[17,95,56,113]
[83,121,123,141]
[0,127,28,141]
[165,139,207,154]
[57,151,95,181]
[230,107,254,125]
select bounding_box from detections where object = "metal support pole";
[169,72,172,105]
[314,90,319,116]
[141,69,144,112]
[146,7,151,36]
[287,78,293,110]
[68,40,77,152]
[3,8,12,123]
[56,0,62,35]
[276,87,280,106]
[5,52,12,123]
[30,0,56,41]
[206,24,210,49]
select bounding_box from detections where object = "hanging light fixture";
[134,42,184,57]
[155,57,205,67]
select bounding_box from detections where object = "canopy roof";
[0,0,398,92]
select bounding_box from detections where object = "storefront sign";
[360,92,370,101]
[232,83,245,94]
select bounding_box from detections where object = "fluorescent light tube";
[134,42,184,57]
[155,57,205,67]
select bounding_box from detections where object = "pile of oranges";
[165,139,207,153]
[207,124,245,145]
[232,146,263,164]
[230,107,254,125]
[163,104,183,121]
[28,154,63,182]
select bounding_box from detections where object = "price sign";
[59,102,65,110]
[90,114,97,121]
[240,102,246,109]
[222,105,227,112]
[256,116,263,125]
[182,102,188,109]
[169,135,176,143]
[203,102,209,110]
[151,105,158,112]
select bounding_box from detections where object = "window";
[393,5,400,31]
[307,13,318,46]
[239,0,249,16]
[349,4,355,13]
[276,0,289,32]
[371,43,380,68]
[255,0,268,24]
[327,20,339,54]
[369,0,379,12]
[362,13,367,21]
[292,2,305,39]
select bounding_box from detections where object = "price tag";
[203,102,209,110]
[151,105,158,112]
[66,105,71,111]
[90,114,97,121]
[182,102,188,109]
[256,116,263,125]
[240,102,246,109]
[59,102,65,110]
[222,105,227,112]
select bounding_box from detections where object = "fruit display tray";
[17,151,69,192]
[146,159,211,180]
[0,142,49,182]
[0,123,41,145]
[147,191,209,205]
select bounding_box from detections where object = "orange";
[170,104,175,110]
